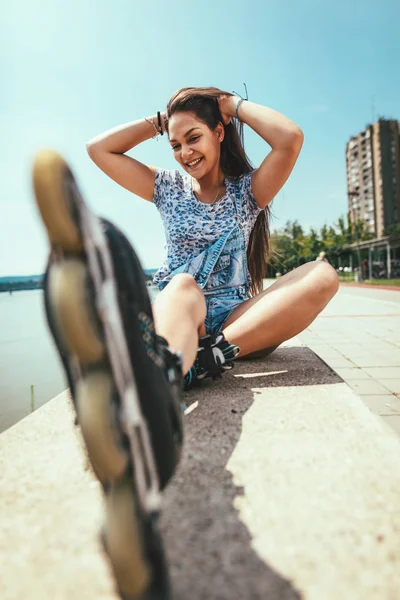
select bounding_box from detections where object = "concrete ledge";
[1,339,400,599]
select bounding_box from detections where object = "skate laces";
[183,333,240,391]
[155,335,188,416]
[155,335,183,380]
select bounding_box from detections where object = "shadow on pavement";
[233,345,342,388]
[161,346,334,599]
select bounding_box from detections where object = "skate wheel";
[33,149,83,252]
[48,258,104,364]
[76,371,128,484]
[104,478,151,599]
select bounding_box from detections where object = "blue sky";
[1,0,399,275]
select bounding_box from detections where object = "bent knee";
[167,273,201,294]
[153,273,206,322]
[163,274,205,308]
[311,261,339,299]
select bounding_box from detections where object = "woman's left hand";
[217,95,238,124]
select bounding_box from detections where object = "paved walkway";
[1,284,400,599]
[298,284,400,436]
[2,335,400,599]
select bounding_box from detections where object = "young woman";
[32,86,338,599]
[87,87,338,384]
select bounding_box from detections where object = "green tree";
[301,228,321,262]
[385,223,400,237]
[267,212,375,275]
[269,221,307,273]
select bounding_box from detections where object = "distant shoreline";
[0,269,157,293]
[0,275,43,293]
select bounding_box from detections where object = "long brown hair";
[166,86,270,296]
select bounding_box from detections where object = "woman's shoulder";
[237,169,255,187]
[155,168,189,187]
[153,168,191,207]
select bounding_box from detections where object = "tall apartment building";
[346,119,400,237]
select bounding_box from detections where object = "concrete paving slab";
[376,344,400,354]
[1,343,400,599]
[309,350,346,361]
[329,344,385,354]
[348,356,395,368]
[298,285,400,437]
[318,356,356,369]
[344,353,387,364]
[386,332,400,346]
[362,367,400,379]
[373,340,400,350]
[362,395,400,416]
[0,392,117,600]
[306,344,339,355]
[376,379,400,394]
[305,344,335,353]
[324,293,400,316]
[379,416,400,436]
[376,351,400,364]
[347,379,394,396]
[346,336,378,343]
[334,368,372,380]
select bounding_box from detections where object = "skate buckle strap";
[183,333,240,390]
[197,334,225,379]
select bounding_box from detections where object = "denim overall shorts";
[158,180,250,334]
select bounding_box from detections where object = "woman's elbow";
[289,126,304,151]
[277,126,304,153]
[85,140,97,158]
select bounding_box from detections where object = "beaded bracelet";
[144,117,161,139]
[232,83,248,121]
[235,98,246,121]
[157,111,164,136]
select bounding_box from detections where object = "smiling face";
[168,111,224,180]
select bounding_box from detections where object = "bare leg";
[152,274,206,374]
[222,261,339,357]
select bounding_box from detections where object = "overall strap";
[232,177,252,291]
[157,229,233,291]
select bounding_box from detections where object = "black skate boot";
[183,333,240,391]
[32,150,183,600]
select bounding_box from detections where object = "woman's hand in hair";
[217,94,237,125]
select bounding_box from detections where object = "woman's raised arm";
[86,114,166,201]
[218,96,304,210]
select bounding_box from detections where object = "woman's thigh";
[222,260,338,330]
[219,261,338,356]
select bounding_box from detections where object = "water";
[0,285,159,434]
[0,290,66,433]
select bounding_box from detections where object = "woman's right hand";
[217,94,238,125]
